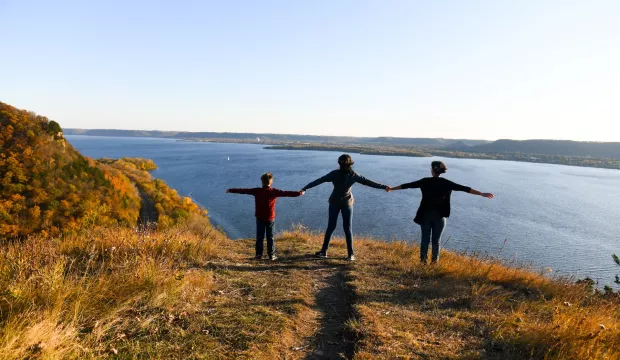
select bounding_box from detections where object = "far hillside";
[64,128,489,146]
[455,139,620,160]
[65,128,620,161]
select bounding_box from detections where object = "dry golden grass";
[0,220,338,359]
[0,215,226,359]
[344,237,620,359]
[1,223,618,359]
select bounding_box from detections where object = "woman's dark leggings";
[419,211,447,263]
[320,203,354,256]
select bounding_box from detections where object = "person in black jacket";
[390,161,494,264]
[302,154,390,261]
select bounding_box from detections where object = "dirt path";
[304,268,358,360]
[209,238,361,359]
[136,186,158,230]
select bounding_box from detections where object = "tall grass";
[340,235,620,359]
[1,222,618,359]
[0,215,224,359]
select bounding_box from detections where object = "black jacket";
[399,177,471,224]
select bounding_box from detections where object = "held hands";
[300,191,306,196]
[385,186,392,193]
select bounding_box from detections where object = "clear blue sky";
[1,1,619,141]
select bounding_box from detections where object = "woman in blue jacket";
[302,154,390,261]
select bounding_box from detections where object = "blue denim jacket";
[302,169,387,206]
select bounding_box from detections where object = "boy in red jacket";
[227,173,304,260]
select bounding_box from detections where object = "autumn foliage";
[0,102,203,239]
[0,102,143,238]
[116,157,158,171]
[99,157,206,228]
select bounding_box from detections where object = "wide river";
[67,135,620,288]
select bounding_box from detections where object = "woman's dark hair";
[338,154,354,172]
[431,161,447,175]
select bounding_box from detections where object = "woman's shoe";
[315,251,327,258]
[346,255,356,261]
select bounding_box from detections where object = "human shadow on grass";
[361,285,473,309]
[363,262,546,303]
[258,298,313,315]
[202,255,350,273]
[358,271,527,308]
[304,270,358,360]
[357,283,521,359]
[276,253,357,262]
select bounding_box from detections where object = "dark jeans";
[419,211,447,263]
[321,203,354,256]
[256,219,275,256]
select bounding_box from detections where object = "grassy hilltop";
[1,225,619,359]
[1,102,619,359]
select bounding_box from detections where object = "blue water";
[67,135,620,288]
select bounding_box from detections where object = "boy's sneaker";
[315,251,327,258]
[346,255,356,262]
[269,255,278,261]
[254,255,262,260]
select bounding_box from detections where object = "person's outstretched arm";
[468,188,494,198]
[273,189,305,197]
[390,179,425,191]
[354,173,389,191]
[226,188,256,195]
[301,172,334,191]
[447,180,494,198]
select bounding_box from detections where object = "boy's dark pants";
[256,218,275,257]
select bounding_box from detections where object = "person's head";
[261,172,273,186]
[431,161,447,177]
[338,154,354,172]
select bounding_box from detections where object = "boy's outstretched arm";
[273,189,304,197]
[226,188,256,195]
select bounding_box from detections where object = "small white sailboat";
[227,156,230,161]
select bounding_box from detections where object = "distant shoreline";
[177,139,620,170]
[265,144,430,158]
[66,134,620,171]
[263,144,620,170]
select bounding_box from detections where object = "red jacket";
[227,186,302,222]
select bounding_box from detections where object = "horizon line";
[63,128,620,144]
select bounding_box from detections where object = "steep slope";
[0,102,143,238]
[0,102,205,239]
